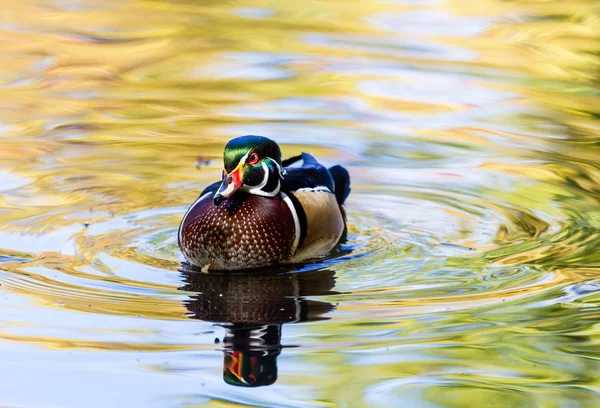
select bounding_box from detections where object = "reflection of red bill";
[223,349,278,387]
[224,350,243,381]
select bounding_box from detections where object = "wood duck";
[178,135,350,271]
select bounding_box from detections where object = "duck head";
[214,135,284,205]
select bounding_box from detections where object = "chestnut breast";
[179,193,297,270]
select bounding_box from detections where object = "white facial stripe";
[246,161,268,195]
[272,179,281,195]
[281,192,301,255]
[220,181,238,197]
[247,179,280,197]
[270,158,283,178]
[246,158,281,196]
[239,149,251,166]
[258,161,270,189]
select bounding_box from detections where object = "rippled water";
[1,0,599,407]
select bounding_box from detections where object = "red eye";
[248,152,259,165]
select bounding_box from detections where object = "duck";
[178,135,350,271]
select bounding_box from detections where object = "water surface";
[0,0,599,407]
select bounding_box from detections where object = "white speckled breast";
[179,192,297,270]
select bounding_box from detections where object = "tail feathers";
[328,165,351,205]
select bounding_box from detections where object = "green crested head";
[223,135,282,173]
[215,135,284,205]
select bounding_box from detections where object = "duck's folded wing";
[281,153,335,192]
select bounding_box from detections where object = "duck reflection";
[179,266,338,387]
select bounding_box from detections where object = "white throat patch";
[245,157,281,197]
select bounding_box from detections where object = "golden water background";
[0,0,598,407]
